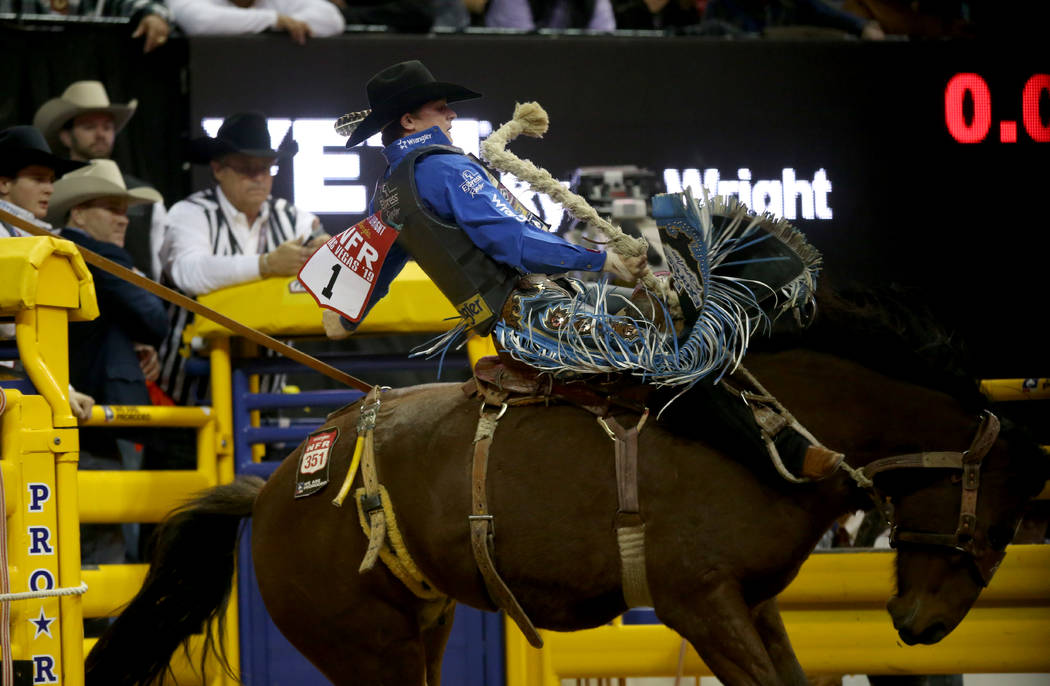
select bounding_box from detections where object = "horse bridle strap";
[859,410,1004,586]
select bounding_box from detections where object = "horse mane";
[753,284,989,412]
[744,286,1048,491]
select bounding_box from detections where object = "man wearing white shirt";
[158,112,326,402]
[168,0,345,43]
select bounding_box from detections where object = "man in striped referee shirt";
[157,112,326,404]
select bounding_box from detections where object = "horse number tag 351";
[295,427,339,498]
[297,212,399,321]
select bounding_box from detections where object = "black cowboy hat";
[339,60,481,148]
[187,112,298,164]
[0,126,86,178]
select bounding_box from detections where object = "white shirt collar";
[215,185,270,230]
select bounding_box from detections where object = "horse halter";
[857,410,1005,586]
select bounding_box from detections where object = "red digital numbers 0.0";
[945,73,1050,143]
[1023,74,1050,142]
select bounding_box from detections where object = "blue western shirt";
[346,126,604,329]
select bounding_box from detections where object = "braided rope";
[0,582,89,603]
[481,102,669,300]
[838,461,874,489]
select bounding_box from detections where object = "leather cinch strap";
[1,208,371,392]
[469,402,544,648]
[598,411,654,609]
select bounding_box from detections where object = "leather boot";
[800,444,845,480]
[773,426,845,481]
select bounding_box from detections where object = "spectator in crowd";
[167,0,345,43]
[701,0,885,38]
[157,112,325,403]
[328,0,433,31]
[613,0,700,30]
[0,125,83,236]
[479,0,616,30]
[47,159,167,407]
[34,80,168,280]
[432,0,469,27]
[0,0,172,52]
[843,0,973,38]
[47,159,168,574]
[0,125,93,418]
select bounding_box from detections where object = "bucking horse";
[85,105,1049,685]
[84,286,1049,685]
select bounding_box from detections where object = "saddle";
[463,351,651,418]
[461,354,656,646]
[466,352,842,484]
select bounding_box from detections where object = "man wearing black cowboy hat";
[0,125,96,420]
[323,63,843,481]
[324,60,645,339]
[157,111,325,404]
[0,125,85,237]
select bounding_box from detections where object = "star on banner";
[30,607,54,639]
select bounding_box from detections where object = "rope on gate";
[0,583,89,603]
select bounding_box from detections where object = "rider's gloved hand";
[602,251,647,285]
[322,310,354,340]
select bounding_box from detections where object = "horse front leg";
[752,597,808,686]
[421,601,457,686]
[655,572,785,686]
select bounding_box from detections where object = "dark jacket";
[60,228,169,405]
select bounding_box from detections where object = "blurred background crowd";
[0,0,1041,45]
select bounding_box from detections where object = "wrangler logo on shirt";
[396,132,432,149]
[490,192,526,223]
[456,293,495,329]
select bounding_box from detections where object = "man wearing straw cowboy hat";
[34,80,168,280]
[49,159,169,570]
[321,60,646,340]
[48,159,168,408]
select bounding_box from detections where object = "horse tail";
[85,475,265,686]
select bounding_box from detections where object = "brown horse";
[85,295,1049,686]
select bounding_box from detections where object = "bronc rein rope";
[0,208,373,393]
[0,206,375,684]
[481,101,673,303]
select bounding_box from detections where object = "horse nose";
[886,596,911,628]
[897,626,920,645]
[888,597,950,645]
[898,621,948,645]
[917,621,948,644]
